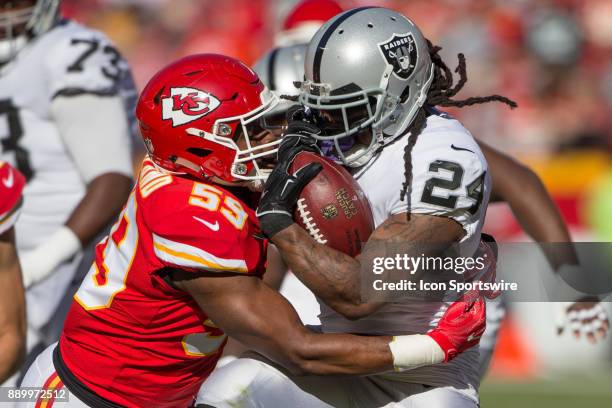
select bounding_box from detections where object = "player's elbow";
[280,339,331,376]
[507,161,544,196]
[277,331,334,375]
[278,342,312,375]
[522,166,547,194]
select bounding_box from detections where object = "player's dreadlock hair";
[399,40,517,219]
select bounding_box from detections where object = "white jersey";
[0,20,136,250]
[319,110,491,389]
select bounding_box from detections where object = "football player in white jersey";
[251,44,609,379]
[198,7,607,407]
[198,8,512,407]
[0,0,134,385]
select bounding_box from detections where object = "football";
[290,151,375,257]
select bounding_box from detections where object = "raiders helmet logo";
[162,87,221,127]
[378,33,418,80]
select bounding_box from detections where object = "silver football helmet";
[301,7,434,167]
[252,43,308,130]
[0,0,60,64]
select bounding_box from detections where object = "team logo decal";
[161,87,221,127]
[378,33,418,80]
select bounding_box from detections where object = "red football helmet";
[136,54,279,183]
[276,0,343,46]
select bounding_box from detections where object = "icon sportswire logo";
[162,87,221,127]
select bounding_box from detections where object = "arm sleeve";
[51,94,133,182]
[44,26,135,182]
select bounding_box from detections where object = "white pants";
[196,356,478,408]
[16,342,89,408]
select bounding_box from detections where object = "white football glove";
[552,265,610,343]
[554,301,609,343]
[20,226,81,289]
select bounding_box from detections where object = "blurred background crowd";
[61,0,612,238]
[55,0,612,406]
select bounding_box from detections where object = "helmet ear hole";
[400,86,411,104]
[153,87,165,106]
[186,148,212,158]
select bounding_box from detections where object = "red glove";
[463,239,501,300]
[427,291,486,362]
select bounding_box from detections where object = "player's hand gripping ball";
[256,111,374,256]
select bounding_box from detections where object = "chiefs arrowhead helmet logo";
[161,87,221,127]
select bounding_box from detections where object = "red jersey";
[0,161,25,235]
[60,159,267,407]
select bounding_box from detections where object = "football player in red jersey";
[0,161,26,383]
[20,54,487,408]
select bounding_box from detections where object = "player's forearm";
[66,173,132,245]
[0,238,26,383]
[290,332,394,375]
[271,224,375,318]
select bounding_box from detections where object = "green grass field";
[480,374,612,408]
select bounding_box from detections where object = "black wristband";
[259,214,294,238]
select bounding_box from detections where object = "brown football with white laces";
[290,151,374,256]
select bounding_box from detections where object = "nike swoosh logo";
[193,216,220,231]
[2,168,14,188]
[451,144,475,154]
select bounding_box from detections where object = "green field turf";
[480,374,612,408]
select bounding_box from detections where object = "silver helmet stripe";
[312,6,377,84]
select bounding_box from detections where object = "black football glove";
[281,106,323,155]
[256,120,323,238]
